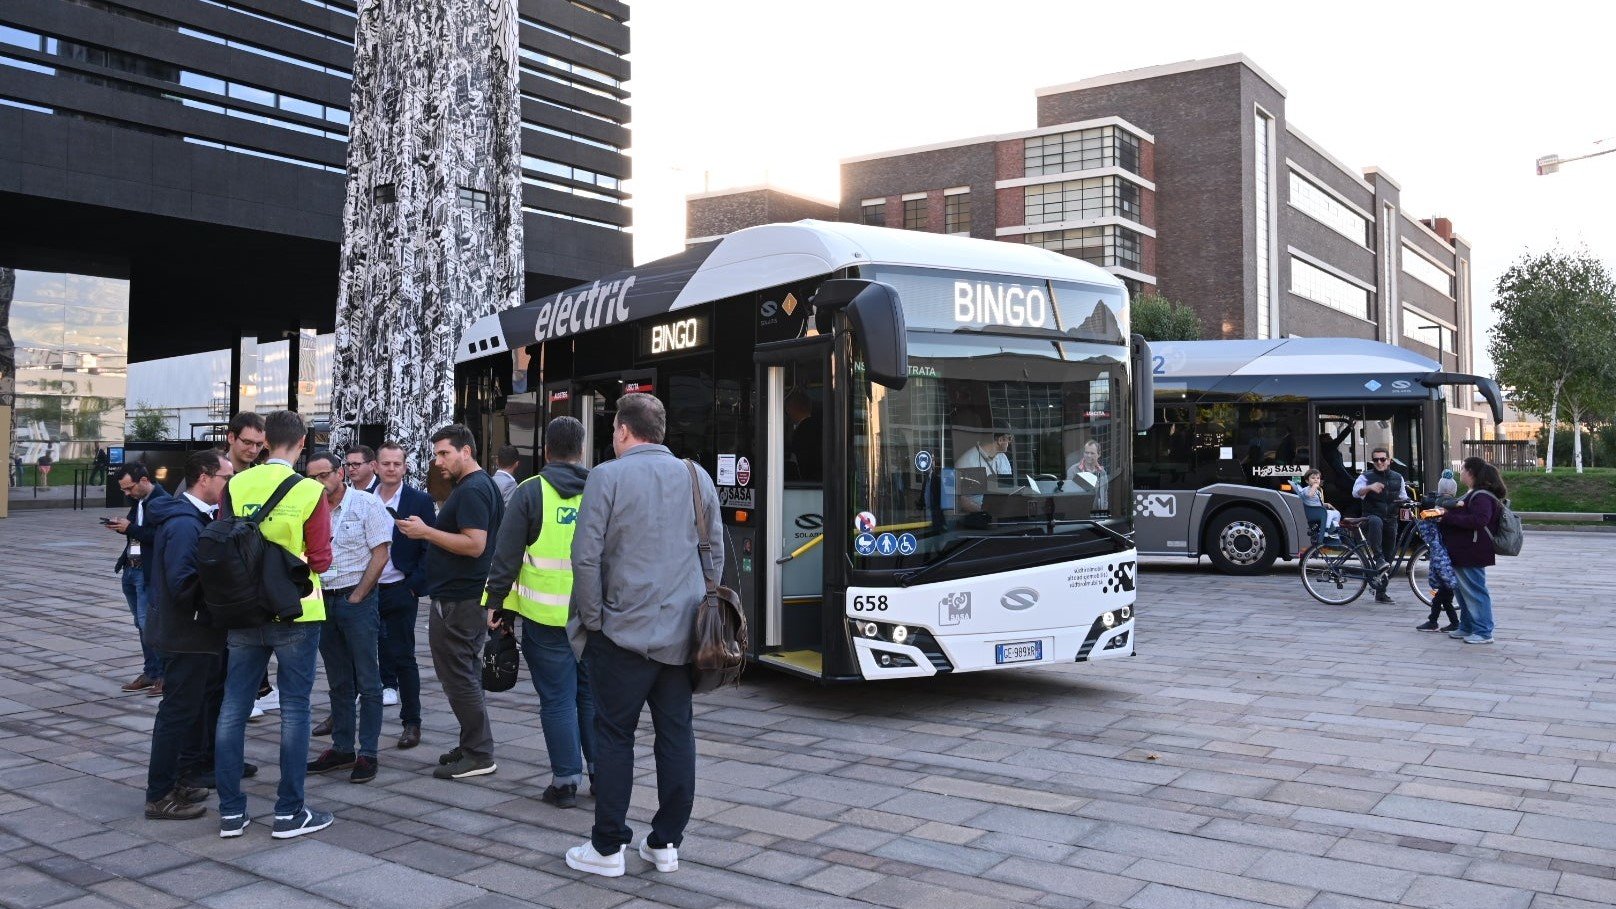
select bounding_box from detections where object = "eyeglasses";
[1371,457,1389,463]
[344,462,366,470]
[309,469,337,482]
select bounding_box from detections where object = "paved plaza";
[1,508,1614,909]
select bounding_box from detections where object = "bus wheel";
[1206,508,1279,575]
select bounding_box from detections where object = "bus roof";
[456,220,1124,363]
[1154,338,1441,378]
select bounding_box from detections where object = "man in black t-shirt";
[396,424,504,781]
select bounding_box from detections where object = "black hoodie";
[483,461,589,609]
[142,492,226,655]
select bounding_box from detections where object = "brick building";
[687,186,837,244]
[689,54,1488,437]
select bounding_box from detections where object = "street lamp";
[1536,138,1615,174]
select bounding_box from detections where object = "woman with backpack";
[1433,456,1508,645]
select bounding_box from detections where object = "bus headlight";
[891,624,910,645]
[861,622,880,639]
[1121,606,1133,620]
[1101,611,1116,629]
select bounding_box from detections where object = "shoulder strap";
[249,474,306,526]
[686,460,717,594]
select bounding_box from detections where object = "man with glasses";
[1354,446,1406,603]
[345,446,379,494]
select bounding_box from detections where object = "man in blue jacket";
[372,441,436,749]
[142,450,233,820]
[107,463,169,696]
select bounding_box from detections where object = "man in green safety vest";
[484,416,594,808]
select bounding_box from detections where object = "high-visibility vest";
[228,463,326,622]
[498,475,579,627]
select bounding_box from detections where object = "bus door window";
[660,365,715,467]
[780,361,825,603]
[1315,411,1361,512]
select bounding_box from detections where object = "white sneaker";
[382,688,399,707]
[254,689,280,713]
[565,841,625,878]
[248,705,266,721]
[638,839,679,873]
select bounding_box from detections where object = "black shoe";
[1440,623,1459,633]
[1415,620,1439,631]
[432,755,496,780]
[542,783,578,808]
[145,790,207,820]
[312,716,333,737]
[243,762,258,779]
[350,756,377,784]
[307,749,356,774]
[1375,592,1395,604]
[437,746,464,766]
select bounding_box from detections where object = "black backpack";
[196,474,315,629]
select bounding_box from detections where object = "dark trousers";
[378,582,422,726]
[587,632,695,855]
[145,652,222,802]
[428,597,493,761]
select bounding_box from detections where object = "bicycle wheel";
[1405,543,1435,607]
[1301,540,1368,605]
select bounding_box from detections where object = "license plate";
[995,640,1043,664]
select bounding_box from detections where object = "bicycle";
[1300,500,1437,606]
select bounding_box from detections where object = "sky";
[622,1,1616,375]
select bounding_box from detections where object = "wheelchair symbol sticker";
[896,533,918,556]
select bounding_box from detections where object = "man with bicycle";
[1353,446,1405,603]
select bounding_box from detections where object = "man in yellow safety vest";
[484,416,594,808]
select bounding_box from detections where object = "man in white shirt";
[304,453,393,784]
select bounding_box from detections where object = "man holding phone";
[108,463,168,696]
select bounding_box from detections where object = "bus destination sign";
[639,313,710,359]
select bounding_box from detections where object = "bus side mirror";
[1131,333,1155,432]
[812,279,908,390]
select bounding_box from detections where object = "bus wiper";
[893,538,988,588]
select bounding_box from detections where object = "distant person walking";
[36,445,53,486]
[1439,457,1507,645]
[493,445,520,505]
[397,424,504,781]
[141,449,234,820]
[565,393,721,878]
[213,410,334,840]
[485,417,595,809]
[108,463,168,696]
[373,441,436,749]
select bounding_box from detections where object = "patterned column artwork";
[331,0,525,476]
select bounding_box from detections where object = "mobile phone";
[386,506,400,519]
[99,517,115,525]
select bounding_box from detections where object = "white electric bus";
[454,221,1152,682]
[1133,338,1503,574]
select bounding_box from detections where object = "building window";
[945,192,971,234]
[1289,171,1370,245]
[903,197,928,230]
[1290,256,1371,320]
[457,187,489,211]
[1254,110,1274,339]
[1025,226,1142,270]
[1024,126,1141,177]
[1403,307,1455,354]
[1402,247,1454,297]
[861,201,886,226]
[1024,176,1141,224]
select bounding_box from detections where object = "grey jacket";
[570,444,722,665]
[484,461,589,611]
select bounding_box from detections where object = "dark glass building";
[0,0,632,478]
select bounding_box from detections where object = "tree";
[127,402,170,441]
[1131,293,1203,341]
[1489,249,1616,473]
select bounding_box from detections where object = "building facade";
[0,0,632,481]
[694,54,1487,440]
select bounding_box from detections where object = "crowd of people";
[112,394,717,876]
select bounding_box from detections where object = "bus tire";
[1205,507,1280,575]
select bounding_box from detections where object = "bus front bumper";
[852,616,1135,679]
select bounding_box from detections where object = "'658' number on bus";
[850,595,890,612]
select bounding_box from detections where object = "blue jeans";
[216,622,321,818]
[520,620,595,786]
[1453,565,1495,639]
[320,590,383,758]
[377,582,422,726]
[122,567,163,680]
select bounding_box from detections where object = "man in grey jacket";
[565,393,721,879]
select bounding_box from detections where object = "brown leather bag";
[686,460,747,693]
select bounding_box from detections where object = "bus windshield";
[849,332,1131,567]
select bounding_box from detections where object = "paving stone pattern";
[1,508,1613,908]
